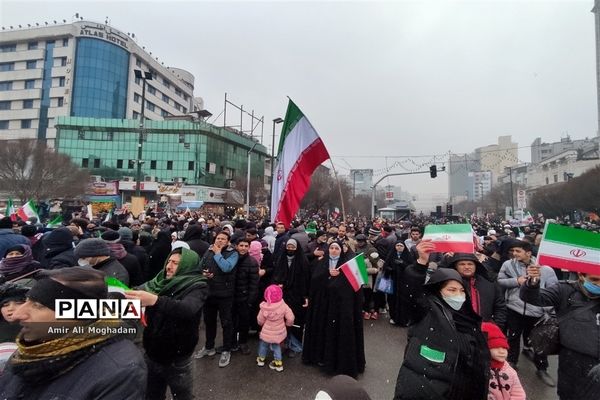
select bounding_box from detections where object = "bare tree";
[0,139,89,202]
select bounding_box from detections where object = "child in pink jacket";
[482,322,527,400]
[257,284,294,372]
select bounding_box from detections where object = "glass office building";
[55,116,268,189]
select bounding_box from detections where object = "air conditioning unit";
[144,175,157,182]
[173,177,186,183]
[90,175,102,182]
[123,176,135,182]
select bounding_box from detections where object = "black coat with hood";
[234,253,259,304]
[447,253,507,330]
[394,265,490,400]
[182,224,210,258]
[40,227,77,269]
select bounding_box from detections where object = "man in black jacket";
[126,247,208,400]
[194,231,239,368]
[448,253,508,330]
[232,238,259,355]
[40,227,77,269]
[182,224,210,258]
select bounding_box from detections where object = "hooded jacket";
[143,248,208,363]
[40,228,77,270]
[182,224,210,258]
[0,230,29,264]
[262,227,276,253]
[257,299,294,344]
[448,253,507,329]
[234,253,259,304]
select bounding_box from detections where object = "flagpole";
[328,160,346,222]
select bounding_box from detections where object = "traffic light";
[430,165,437,178]
[446,204,453,216]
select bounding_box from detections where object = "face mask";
[442,294,466,311]
[583,280,600,295]
[78,258,90,267]
[286,250,296,256]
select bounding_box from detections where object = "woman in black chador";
[303,241,365,378]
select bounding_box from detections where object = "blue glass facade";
[71,38,129,118]
[37,41,54,139]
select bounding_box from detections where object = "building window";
[26,60,36,69]
[134,93,141,103]
[58,77,65,87]
[166,161,173,170]
[28,42,38,50]
[117,159,123,169]
[174,103,181,111]
[133,111,139,119]
[23,99,33,109]
[182,107,187,114]
[93,159,100,168]
[162,78,170,88]
[57,97,64,107]
[62,38,68,47]
[147,85,156,95]
[0,63,14,72]
[226,168,235,179]
[184,94,189,101]
[82,158,89,168]
[0,44,16,53]
[21,120,32,129]
[136,58,141,67]
[188,161,194,170]
[150,160,157,170]
[162,94,169,103]
[60,57,67,67]
[553,174,558,183]
[128,160,135,169]
[0,101,10,110]
[161,109,169,117]
[146,101,155,112]
[219,166,224,175]
[206,162,216,174]
[175,88,182,97]
[135,76,141,85]
[0,81,13,91]
[232,146,237,154]
[24,80,35,89]
[0,121,8,129]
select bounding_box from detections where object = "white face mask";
[77,258,91,267]
[442,294,466,311]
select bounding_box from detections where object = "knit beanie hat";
[368,228,380,237]
[74,238,111,258]
[101,230,121,243]
[20,224,38,237]
[481,322,509,350]
[264,284,283,304]
[118,227,133,241]
[0,283,29,308]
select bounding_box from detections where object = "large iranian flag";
[17,200,39,221]
[537,222,600,274]
[270,100,330,226]
[339,254,368,292]
[422,224,475,253]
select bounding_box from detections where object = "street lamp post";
[134,69,153,197]
[270,117,284,210]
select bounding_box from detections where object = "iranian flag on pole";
[422,224,475,253]
[270,100,330,227]
[17,200,38,221]
[537,222,600,274]
[6,198,16,222]
[339,254,368,292]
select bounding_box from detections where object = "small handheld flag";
[339,254,368,292]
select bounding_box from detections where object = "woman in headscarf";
[394,240,490,400]
[383,240,414,326]
[272,238,310,357]
[303,241,366,378]
[0,245,40,282]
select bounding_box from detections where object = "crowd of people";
[0,208,598,399]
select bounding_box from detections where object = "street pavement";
[192,312,559,400]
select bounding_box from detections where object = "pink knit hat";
[264,284,283,304]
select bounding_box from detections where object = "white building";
[526,149,600,189]
[0,20,201,146]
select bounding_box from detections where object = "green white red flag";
[6,198,16,222]
[270,100,330,227]
[422,224,475,253]
[339,253,368,292]
[537,222,600,274]
[16,200,38,221]
[46,215,63,228]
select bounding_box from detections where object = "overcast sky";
[1,0,597,203]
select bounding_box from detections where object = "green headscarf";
[144,248,206,297]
